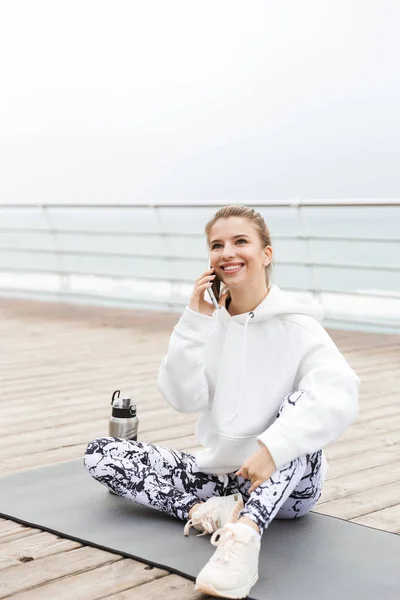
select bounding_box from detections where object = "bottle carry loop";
[111,390,121,405]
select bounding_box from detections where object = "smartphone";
[207,253,222,310]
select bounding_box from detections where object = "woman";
[84,204,360,599]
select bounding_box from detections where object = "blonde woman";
[84,205,360,599]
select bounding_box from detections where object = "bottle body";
[109,414,138,440]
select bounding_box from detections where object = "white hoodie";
[157,284,361,483]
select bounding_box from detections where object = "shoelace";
[210,528,241,562]
[183,513,218,536]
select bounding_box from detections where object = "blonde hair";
[204,205,273,299]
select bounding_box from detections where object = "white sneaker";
[183,493,244,536]
[195,523,260,599]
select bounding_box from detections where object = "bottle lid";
[111,390,136,410]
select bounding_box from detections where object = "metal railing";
[1,201,399,334]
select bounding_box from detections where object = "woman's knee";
[84,436,115,456]
[83,436,145,473]
[276,491,321,520]
[83,436,118,472]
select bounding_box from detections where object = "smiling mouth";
[221,264,245,273]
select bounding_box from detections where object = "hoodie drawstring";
[228,311,254,422]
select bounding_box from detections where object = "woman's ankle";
[236,516,260,535]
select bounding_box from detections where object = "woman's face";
[209,217,272,290]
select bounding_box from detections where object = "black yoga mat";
[0,459,399,600]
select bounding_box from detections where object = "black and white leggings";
[83,393,324,536]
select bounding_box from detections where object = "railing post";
[41,204,71,298]
[152,203,177,311]
[293,199,320,303]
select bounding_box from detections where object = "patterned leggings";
[83,393,324,536]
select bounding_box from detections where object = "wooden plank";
[359,383,398,397]
[0,531,82,570]
[350,505,400,534]
[0,397,166,425]
[0,445,90,475]
[358,374,399,387]
[325,444,400,480]
[162,436,199,451]
[0,422,196,461]
[335,414,400,442]
[0,546,122,599]
[355,364,400,378]
[21,415,195,449]
[359,392,400,409]
[360,390,400,404]
[0,345,161,366]
[0,521,38,545]
[313,481,400,520]
[0,431,199,476]
[0,389,164,414]
[0,347,160,368]
[333,340,399,354]
[0,382,158,404]
[346,345,400,360]
[0,393,164,415]
[0,336,160,355]
[318,461,400,503]
[355,404,400,423]
[7,559,169,600]
[0,370,161,398]
[324,429,400,461]
[0,298,178,331]
[0,364,162,393]
[0,355,161,382]
[0,409,196,447]
[104,574,205,600]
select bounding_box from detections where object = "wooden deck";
[0,297,399,599]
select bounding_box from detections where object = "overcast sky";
[1,0,399,204]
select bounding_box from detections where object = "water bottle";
[109,390,139,440]
[108,390,139,495]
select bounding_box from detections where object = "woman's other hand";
[235,443,277,494]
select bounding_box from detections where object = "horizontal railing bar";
[0,248,399,272]
[1,268,399,300]
[0,248,400,275]
[1,288,399,330]
[1,200,400,208]
[0,288,179,304]
[1,227,400,244]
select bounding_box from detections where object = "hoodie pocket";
[195,428,260,474]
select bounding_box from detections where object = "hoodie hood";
[218,284,324,325]
[216,285,324,422]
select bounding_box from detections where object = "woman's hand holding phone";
[188,268,229,316]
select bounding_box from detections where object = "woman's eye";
[211,239,247,250]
